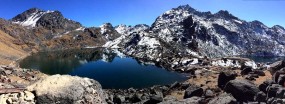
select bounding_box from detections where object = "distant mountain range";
[0,5,284,64]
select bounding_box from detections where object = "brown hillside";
[0,30,28,65]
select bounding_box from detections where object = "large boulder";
[241,67,253,75]
[265,84,285,104]
[258,80,275,93]
[27,75,106,104]
[272,70,285,83]
[277,74,285,86]
[224,79,260,102]
[218,70,237,89]
[266,84,282,98]
[183,85,204,99]
[208,93,237,104]
[269,60,285,75]
[255,91,266,103]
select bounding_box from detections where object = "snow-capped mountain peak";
[100,23,114,34]
[12,8,54,27]
[11,8,82,32]
[114,24,130,35]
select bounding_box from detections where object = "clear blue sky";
[0,0,284,27]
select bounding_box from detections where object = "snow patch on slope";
[138,37,160,48]
[75,27,85,31]
[211,59,241,68]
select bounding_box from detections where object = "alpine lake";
[19,48,188,89]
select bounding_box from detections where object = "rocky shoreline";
[1,54,285,103]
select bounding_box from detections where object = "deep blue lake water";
[19,48,187,89]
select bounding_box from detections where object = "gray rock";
[159,96,202,104]
[241,67,253,75]
[259,80,274,93]
[129,94,141,103]
[255,91,266,103]
[169,81,180,89]
[183,85,203,99]
[128,88,136,93]
[205,89,214,98]
[145,95,163,104]
[269,60,285,75]
[266,84,282,98]
[4,70,12,75]
[218,70,237,89]
[27,75,106,104]
[224,79,260,102]
[276,87,285,98]
[180,82,190,90]
[208,93,237,104]
[113,95,125,104]
[277,74,285,86]
[272,70,285,83]
[161,95,178,102]
[252,70,266,76]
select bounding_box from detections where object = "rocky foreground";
[0,58,285,104]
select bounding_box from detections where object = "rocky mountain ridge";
[112,5,285,58]
[3,6,285,59]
